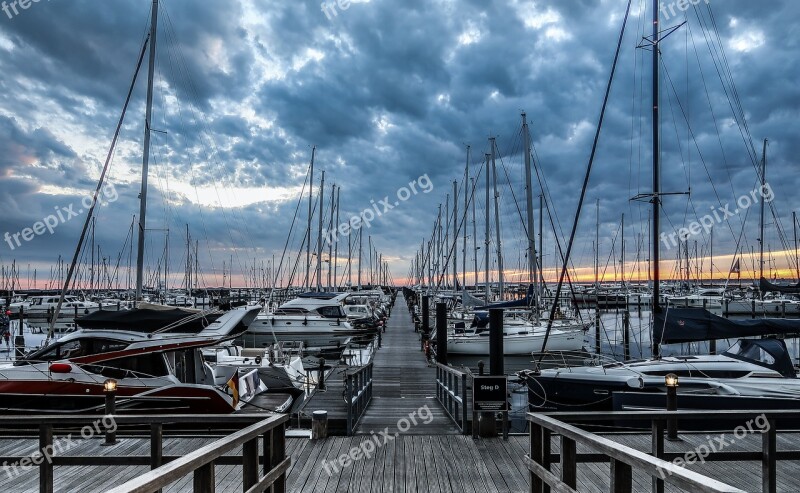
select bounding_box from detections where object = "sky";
[0,0,798,291]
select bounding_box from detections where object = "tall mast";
[472,177,478,289]
[462,146,469,289]
[651,0,662,356]
[539,194,544,293]
[484,151,491,302]
[453,180,458,289]
[357,228,362,288]
[491,138,503,299]
[794,212,798,280]
[135,0,159,303]
[758,138,768,291]
[595,199,600,290]
[316,170,325,291]
[328,182,335,290]
[305,146,315,290]
[621,213,625,287]
[334,186,340,290]
[522,113,537,298]
[710,225,713,282]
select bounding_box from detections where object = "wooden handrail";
[106,414,289,493]
[527,413,746,493]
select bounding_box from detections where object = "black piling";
[422,296,430,334]
[489,308,504,376]
[435,302,448,366]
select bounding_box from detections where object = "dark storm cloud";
[0,0,798,284]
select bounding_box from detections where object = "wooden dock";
[297,296,458,435]
[3,294,800,492]
[4,432,800,492]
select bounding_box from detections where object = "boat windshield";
[725,340,775,366]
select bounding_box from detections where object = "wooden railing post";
[274,422,287,493]
[346,373,354,436]
[461,372,468,434]
[530,422,543,493]
[611,458,632,493]
[193,461,215,493]
[542,428,551,493]
[39,424,53,493]
[561,436,577,489]
[651,419,664,493]
[762,418,776,493]
[151,423,163,493]
[243,437,259,491]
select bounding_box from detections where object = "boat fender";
[271,318,275,325]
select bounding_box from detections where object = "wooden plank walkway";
[353,295,458,435]
[298,293,458,435]
[2,431,800,491]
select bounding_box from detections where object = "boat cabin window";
[318,306,345,318]
[86,353,169,379]
[20,338,129,364]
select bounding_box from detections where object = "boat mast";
[710,225,713,283]
[334,185,340,290]
[491,138,504,300]
[453,180,458,290]
[305,146,315,290]
[316,170,325,292]
[484,151,491,302]
[522,112,537,304]
[463,146,469,289]
[758,138,767,296]
[539,194,544,294]
[651,0,662,357]
[472,177,478,290]
[794,211,798,281]
[135,0,159,303]
[327,182,335,290]
[595,199,600,291]
[357,228,362,289]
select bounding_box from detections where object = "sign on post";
[473,375,508,411]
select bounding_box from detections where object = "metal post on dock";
[478,360,484,376]
[422,296,430,333]
[622,309,630,361]
[489,308,503,375]
[435,302,448,365]
[103,379,117,445]
[665,374,679,441]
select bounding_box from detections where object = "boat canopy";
[654,307,800,344]
[759,277,800,295]
[723,338,796,378]
[76,306,219,333]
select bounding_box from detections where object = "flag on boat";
[227,372,240,408]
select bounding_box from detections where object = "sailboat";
[519,0,800,416]
[445,122,588,356]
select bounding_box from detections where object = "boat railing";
[531,350,620,373]
[0,414,289,493]
[434,361,469,434]
[526,410,800,493]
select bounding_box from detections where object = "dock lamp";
[665,373,679,441]
[103,378,117,445]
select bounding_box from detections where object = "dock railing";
[434,362,469,434]
[0,414,289,493]
[345,361,373,435]
[526,410,800,493]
